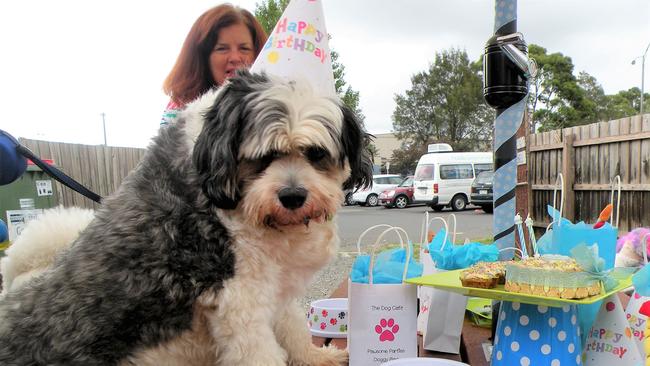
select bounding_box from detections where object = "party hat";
[250,0,336,97]
[625,292,649,361]
[583,295,643,365]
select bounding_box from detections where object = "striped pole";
[483,0,529,260]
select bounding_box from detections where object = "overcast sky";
[1,0,648,148]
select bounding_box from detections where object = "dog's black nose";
[278,187,308,210]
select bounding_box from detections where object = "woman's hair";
[163,4,267,106]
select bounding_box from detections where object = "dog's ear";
[192,71,266,209]
[340,105,373,191]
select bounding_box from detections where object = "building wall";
[372,133,402,165]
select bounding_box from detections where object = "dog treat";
[504,256,601,299]
[459,261,507,289]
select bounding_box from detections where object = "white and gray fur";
[0,71,372,365]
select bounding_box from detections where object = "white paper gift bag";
[417,214,454,334]
[418,215,467,353]
[421,271,467,353]
[348,226,418,366]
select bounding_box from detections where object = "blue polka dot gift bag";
[492,302,582,366]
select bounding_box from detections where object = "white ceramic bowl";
[307,298,348,338]
[381,358,469,366]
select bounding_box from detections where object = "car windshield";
[476,171,494,184]
[414,164,434,181]
[399,177,414,187]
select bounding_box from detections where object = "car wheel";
[345,192,354,206]
[451,194,467,211]
[394,195,409,209]
[430,205,444,212]
[366,194,379,207]
[481,204,493,213]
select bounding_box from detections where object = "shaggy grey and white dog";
[0,71,372,365]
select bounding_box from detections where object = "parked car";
[351,174,403,206]
[379,176,415,209]
[470,170,494,213]
[343,188,354,206]
[412,144,493,211]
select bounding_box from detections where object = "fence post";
[562,133,575,222]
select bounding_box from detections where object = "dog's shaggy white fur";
[0,71,372,365]
[0,206,94,294]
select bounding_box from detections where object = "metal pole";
[101,112,107,146]
[635,42,650,115]
[642,49,646,115]
[484,0,528,258]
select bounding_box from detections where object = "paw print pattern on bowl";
[308,298,348,338]
[375,318,399,342]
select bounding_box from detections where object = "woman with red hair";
[161,4,268,125]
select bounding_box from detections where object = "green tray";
[406,269,633,308]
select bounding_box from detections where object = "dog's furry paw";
[292,344,348,366]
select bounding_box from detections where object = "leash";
[0,129,102,203]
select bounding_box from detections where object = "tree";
[528,43,649,131]
[254,0,290,35]
[528,45,600,131]
[392,48,493,152]
[390,142,426,176]
[365,143,379,164]
[254,1,363,122]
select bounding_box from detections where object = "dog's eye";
[259,151,281,171]
[305,147,328,163]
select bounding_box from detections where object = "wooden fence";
[527,113,650,233]
[19,139,146,210]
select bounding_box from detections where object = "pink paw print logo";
[375,318,399,342]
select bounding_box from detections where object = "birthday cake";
[504,256,601,299]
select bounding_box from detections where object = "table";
[310,277,632,365]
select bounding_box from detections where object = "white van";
[412,144,492,211]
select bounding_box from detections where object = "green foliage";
[365,143,379,163]
[254,1,364,122]
[390,142,427,175]
[254,0,290,35]
[528,44,649,132]
[332,50,365,123]
[392,48,493,152]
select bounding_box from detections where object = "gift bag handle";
[609,175,621,228]
[499,246,525,259]
[419,211,430,249]
[448,213,458,245]
[427,217,450,250]
[552,173,565,227]
[368,227,412,284]
[356,224,404,255]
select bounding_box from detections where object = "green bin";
[0,164,58,247]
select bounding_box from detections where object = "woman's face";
[210,23,255,86]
